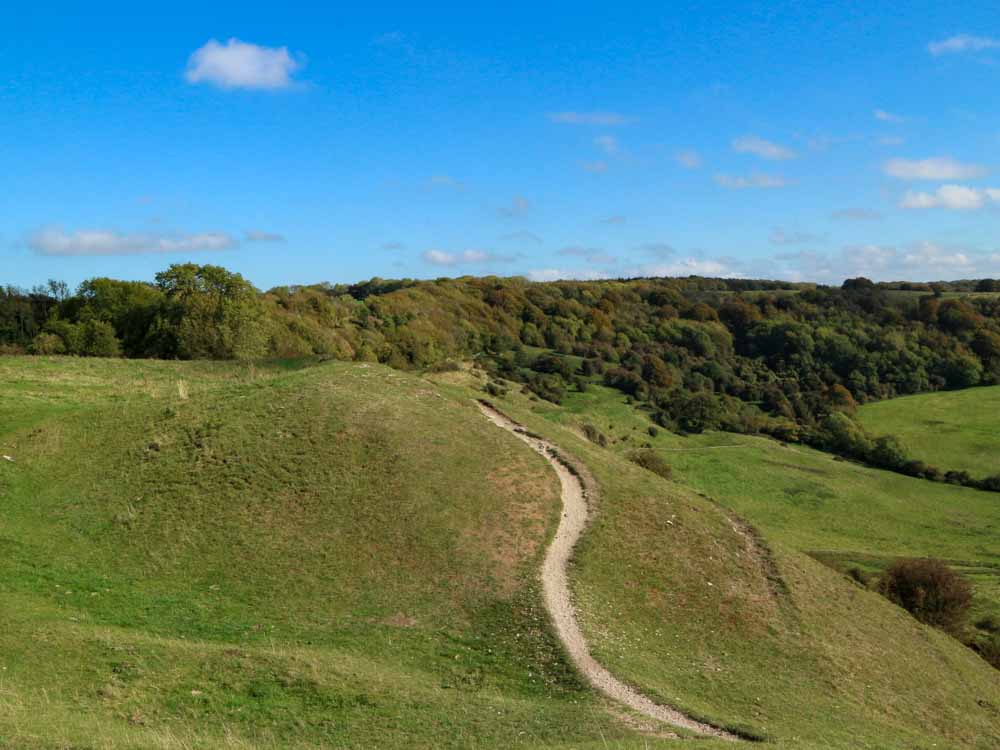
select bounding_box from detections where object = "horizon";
[6,3,1000,289]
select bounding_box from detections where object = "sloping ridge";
[477,401,740,741]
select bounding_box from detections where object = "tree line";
[5,264,1000,487]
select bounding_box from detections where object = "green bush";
[627,449,673,480]
[879,558,972,637]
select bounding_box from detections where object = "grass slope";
[3,356,999,749]
[0,357,657,750]
[858,384,1000,476]
[447,373,1000,749]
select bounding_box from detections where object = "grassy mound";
[0,357,644,749]
[458,375,1000,749]
[857,384,1000,476]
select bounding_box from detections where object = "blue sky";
[5,2,1000,289]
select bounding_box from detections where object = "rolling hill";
[0,355,997,748]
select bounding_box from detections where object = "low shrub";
[879,558,972,636]
[581,423,608,447]
[627,449,673,480]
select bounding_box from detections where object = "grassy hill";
[446,373,1000,748]
[0,357,644,749]
[1,356,998,748]
[857,384,1000,476]
[525,381,1000,634]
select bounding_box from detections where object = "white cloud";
[634,257,742,278]
[901,241,973,268]
[185,38,303,90]
[30,228,236,256]
[594,135,619,155]
[878,135,905,146]
[381,241,405,250]
[714,173,788,189]
[899,184,1000,210]
[499,195,531,217]
[884,156,987,180]
[421,249,513,266]
[675,149,702,169]
[874,109,904,123]
[546,111,633,126]
[600,215,626,225]
[581,160,608,173]
[526,268,612,282]
[765,241,1000,282]
[928,34,1000,56]
[245,230,285,242]
[732,135,796,160]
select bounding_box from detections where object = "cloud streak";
[30,228,237,256]
[422,249,515,266]
[546,111,634,126]
[714,173,788,189]
[900,184,1000,210]
[884,156,987,180]
[732,135,796,160]
[928,34,1000,56]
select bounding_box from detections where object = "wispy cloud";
[884,156,987,180]
[547,111,634,126]
[526,268,612,282]
[732,135,796,160]
[714,173,788,189]
[581,160,608,173]
[600,215,626,225]
[185,38,303,90]
[381,241,405,251]
[928,34,1000,56]
[900,184,1000,210]
[874,108,905,123]
[245,230,285,242]
[30,228,237,256]
[675,149,702,169]
[422,249,515,266]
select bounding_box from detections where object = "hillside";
[858,384,1000,476]
[439,370,1000,748]
[1,356,998,748]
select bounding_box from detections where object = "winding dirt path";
[478,401,739,741]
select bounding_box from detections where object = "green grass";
[0,356,670,750]
[455,375,1000,749]
[858,384,1000,476]
[3,356,1000,749]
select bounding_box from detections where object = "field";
[0,356,998,749]
[528,382,1000,624]
[858,384,1000,476]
